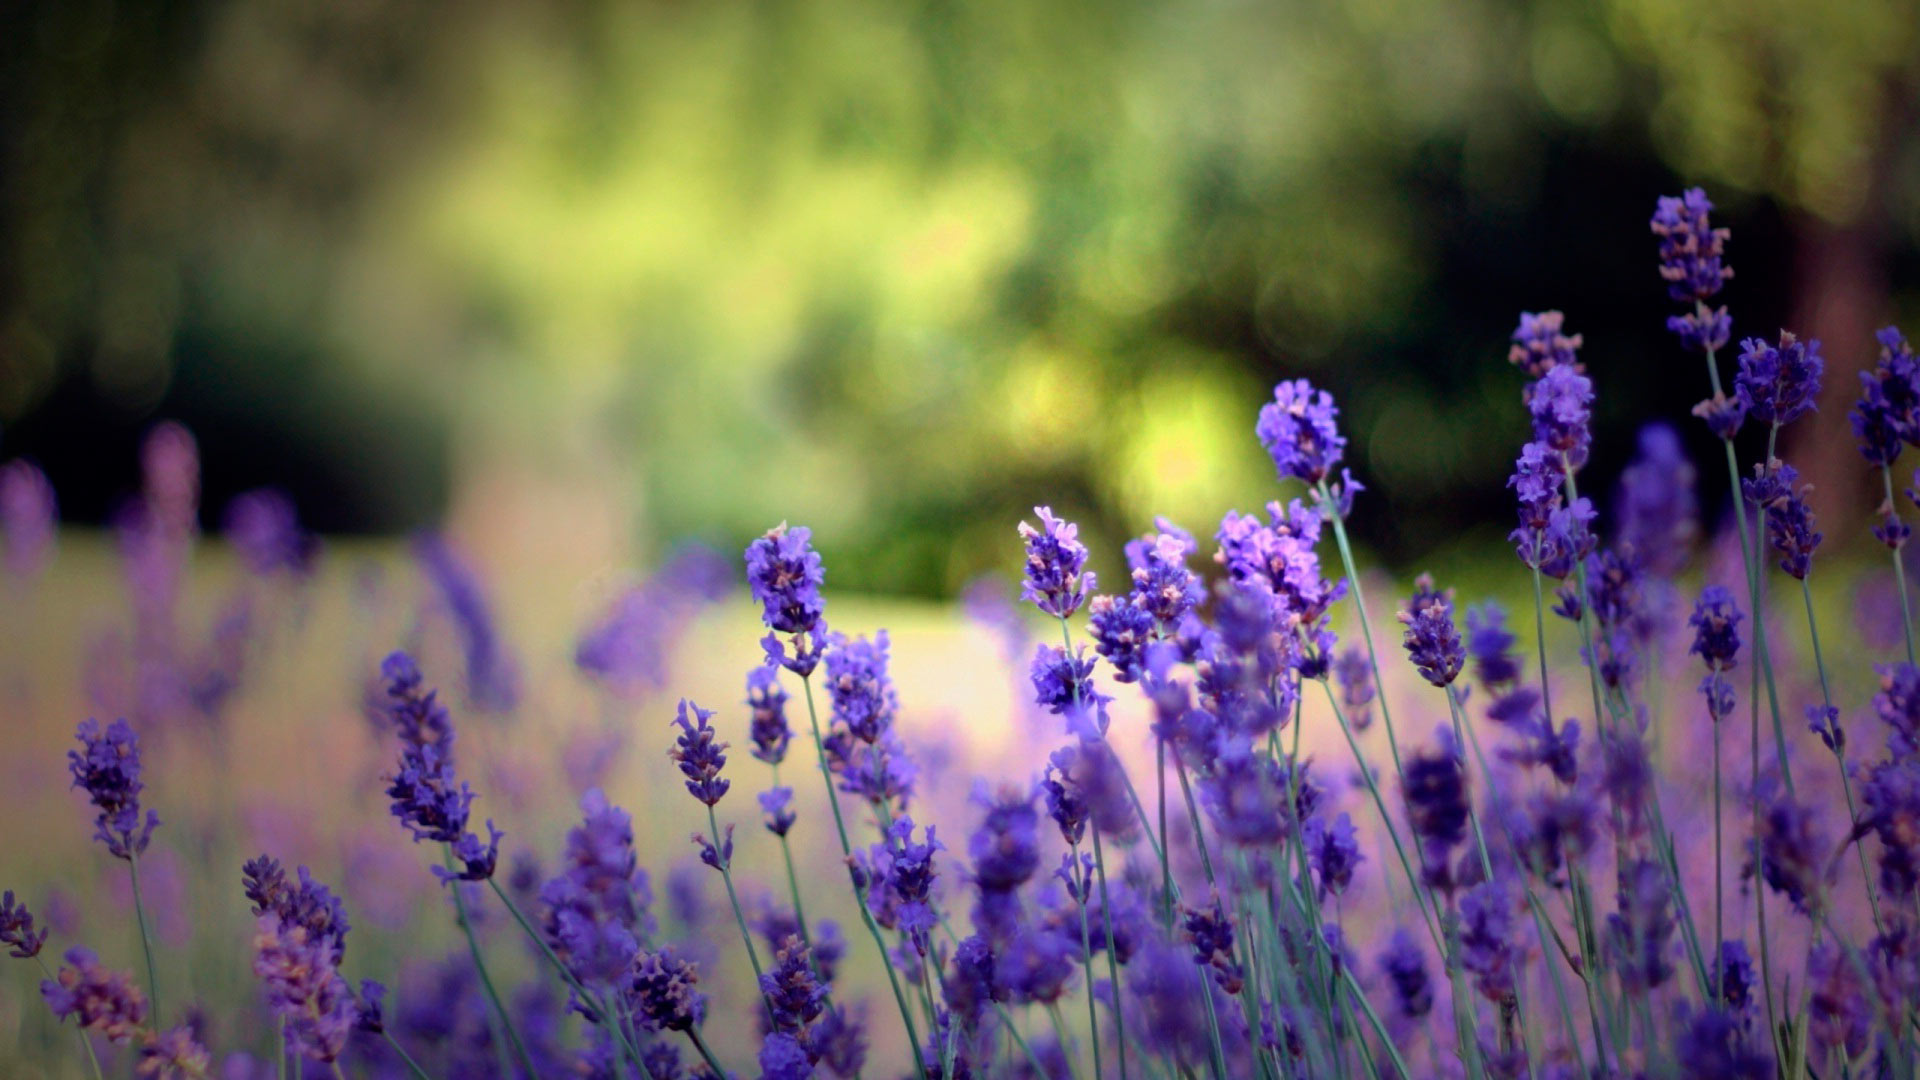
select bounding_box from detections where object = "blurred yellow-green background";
[4,0,1920,587]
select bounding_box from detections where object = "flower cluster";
[380,653,501,883]
[69,718,160,860]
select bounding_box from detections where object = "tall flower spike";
[1734,332,1824,429]
[627,948,707,1032]
[824,631,899,743]
[1018,506,1094,619]
[1125,518,1203,625]
[1404,727,1470,895]
[138,1024,213,1079]
[746,665,792,765]
[380,657,501,884]
[746,523,829,675]
[1,890,48,958]
[1651,189,1733,302]
[69,718,160,860]
[1256,378,1346,486]
[1852,327,1920,466]
[41,946,148,1043]
[668,699,730,806]
[1527,365,1594,471]
[1508,311,1584,379]
[1688,586,1744,672]
[1742,460,1822,580]
[1399,573,1465,688]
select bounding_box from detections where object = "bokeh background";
[5,0,1920,585]
[5,0,1920,1075]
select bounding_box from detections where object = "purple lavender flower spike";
[1378,929,1432,1018]
[574,543,730,695]
[759,1031,812,1079]
[1182,897,1245,994]
[138,1023,212,1077]
[1527,365,1594,471]
[626,947,706,1032]
[693,823,734,871]
[1333,644,1375,731]
[747,665,792,765]
[1742,459,1822,580]
[1041,750,1090,846]
[761,935,829,1036]
[69,718,160,860]
[380,651,455,753]
[1508,310,1584,378]
[1087,593,1154,683]
[1257,378,1347,487]
[866,816,943,954]
[1605,858,1677,993]
[1,890,49,958]
[968,786,1040,939]
[413,533,521,712]
[0,458,57,581]
[1675,1003,1770,1077]
[1399,573,1464,688]
[41,946,147,1043]
[1616,422,1698,577]
[1303,812,1363,899]
[1807,938,1872,1065]
[223,489,316,578]
[1126,518,1203,624]
[1458,876,1520,1007]
[1734,332,1824,429]
[1748,785,1830,917]
[669,699,730,806]
[1688,585,1744,672]
[1404,727,1470,895]
[1858,758,1920,899]
[251,867,359,1063]
[1651,188,1734,303]
[760,787,797,837]
[824,631,898,743]
[747,523,827,635]
[1853,327,1920,467]
[1018,506,1094,619]
[1029,642,1108,724]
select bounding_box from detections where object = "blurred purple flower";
[414,533,521,712]
[0,458,56,580]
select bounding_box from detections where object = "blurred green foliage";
[1,0,1916,594]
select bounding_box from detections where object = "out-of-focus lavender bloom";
[627,948,706,1032]
[69,718,160,860]
[1651,188,1732,304]
[0,459,56,580]
[825,632,899,743]
[1029,643,1107,731]
[223,489,315,578]
[1018,507,1094,619]
[759,787,796,837]
[1675,1003,1770,1078]
[1749,786,1830,917]
[40,946,148,1043]
[1303,812,1363,899]
[1215,497,1345,673]
[1716,939,1756,1013]
[1527,365,1594,471]
[241,857,350,964]
[1125,938,1230,1065]
[1399,573,1464,688]
[994,926,1077,1007]
[1508,311,1584,378]
[1615,423,1697,578]
[1875,663,1920,757]
[574,543,731,695]
[1256,378,1346,486]
[1807,938,1873,1065]
[379,651,455,753]
[1734,332,1823,429]
[747,666,793,765]
[1404,727,1470,895]
[538,788,656,990]
[250,865,359,1063]
[968,786,1040,939]
[1742,459,1822,580]
[823,727,918,810]
[1182,898,1244,994]
[1,890,48,958]
[863,817,942,953]
[137,1023,213,1079]
[1466,604,1521,692]
[962,577,1028,665]
[1333,645,1374,731]
[355,979,387,1034]
[1458,877,1522,1009]
[811,1003,869,1077]
[1693,392,1748,439]
[1606,858,1676,993]
[692,823,734,871]
[1859,758,1920,899]
[413,533,521,712]
[1087,594,1154,683]
[669,699,730,806]
[1125,518,1203,625]
[1378,929,1432,1018]
[759,1032,812,1079]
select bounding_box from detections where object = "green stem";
[1157,737,1175,931]
[686,1026,729,1079]
[1344,967,1413,1080]
[798,672,930,1080]
[706,804,776,1013]
[380,1030,435,1080]
[1315,481,1410,786]
[1071,840,1107,1080]
[443,849,540,1080]
[1801,575,1887,936]
[127,852,162,1024]
[1090,829,1130,1080]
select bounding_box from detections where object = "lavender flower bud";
[138,1023,212,1078]
[1687,585,1744,672]
[1378,929,1432,1018]
[1018,507,1094,619]
[1742,459,1822,580]
[0,890,49,958]
[1256,378,1347,486]
[746,665,792,765]
[759,787,797,837]
[1508,311,1583,378]
[627,948,706,1032]
[1651,188,1733,303]
[1399,573,1464,688]
[1526,365,1594,470]
[668,699,730,806]
[69,718,160,860]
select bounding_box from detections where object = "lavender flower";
[1742,459,1822,579]
[1605,858,1676,993]
[968,787,1040,937]
[825,632,899,743]
[1303,812,1363,899]
[747,665,793,765]
[1874,662,1920,756]
[1256,378,1346,486]
[994,926,1077,1006]
[1615,422,1698,577]
[759,1032,812,1080]
[1852,327,1920,466]
[0,458,57,580]
[865,817,943,952]
[1459,877,1521,1007]
[539,789,653,987]
[223,489,315,578]
[1182,898,1245,994]
[41,946,148,1043]
[1859,758,1920,899]
[379,651,455,753]
[1734,332,1823,429]
[1087,594,1154,683]
[810,1004,869,1076]
[252,907,356,1060]
[1527,365,1594,470]
[1378,930,1432,1018]
[380,658,501,883]
[1125,518,1203,624]
[760,787,797,837]
[1332,645,1375,731]
[69,718,160,859]
[1807,938,1873,1064]
[1029,643,1106,726]
[1688,585,1744,671]
[627,948,706,1032]
[137,1023,212,1079]
[1508,311,1583,378]
[1404,727,1470,894]
[1214,497,1346,671]
[1749,787,1830,917]
[1509,441,1595,579]
[413,533,521,712]
[1694,392,1747,439]
[1651,188,1733,302]
[669,699,730,806]
[747,523,829,675]
[1675,1004,1770,1078]
[1399,573,1464,687]
[1,890,48,958]
[1716,939,1756,1013]
[1018,507,1094,619]
[760,936,828,1034]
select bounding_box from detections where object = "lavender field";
[5,190,1920,1079]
